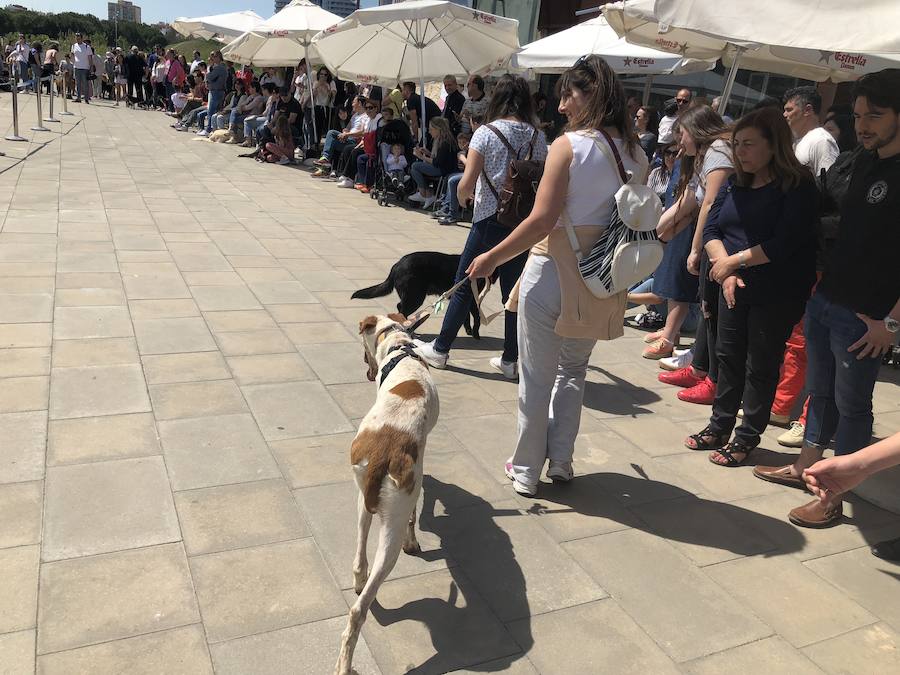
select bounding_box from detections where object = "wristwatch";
[885,317,900,333]
[738,250,748,269]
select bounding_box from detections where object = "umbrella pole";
[642,76,653,106]
[305,42,317,154]
[719,45,745,113]
[416,19,427,146]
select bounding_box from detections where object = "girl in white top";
[467,55,648,496]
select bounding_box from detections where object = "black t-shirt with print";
[818,150,900,319]
[406,93,441,126]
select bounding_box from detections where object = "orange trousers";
[771,318,807,417]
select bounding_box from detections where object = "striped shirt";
[648,166,672,202]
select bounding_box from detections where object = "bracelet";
[738,250,747,269]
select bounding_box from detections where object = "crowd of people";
[405,58,898,560]
[7,36,897,557]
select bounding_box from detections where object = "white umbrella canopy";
[312,0,520,142]
[655,0,900,54]
[173,10,266,43]
[604,0,898,109]
[605,1,900,84]
[221,0,341,67]
[222,1,344,151]
[768,47,900,83]
[511,16,713,76]
[311,0,520,85]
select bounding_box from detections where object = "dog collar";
[378,344,425,387]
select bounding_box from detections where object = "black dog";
[351,252,484,338]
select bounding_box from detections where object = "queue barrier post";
[5,71,27,141]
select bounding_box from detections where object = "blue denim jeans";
[74,68,90,102]
[323,129,347,160]
[227,109,246,129]
[410,160,443,190]
[195,107,209,129]
[804,290,881,455]
[205,90,225,131]
[244,116,268,140]
[439,173,463,216]
[434,215,527,362]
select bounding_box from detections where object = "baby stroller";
[371,119,415,207]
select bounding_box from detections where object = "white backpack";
[564,130,664,299]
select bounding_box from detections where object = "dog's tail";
[351,271,394,300]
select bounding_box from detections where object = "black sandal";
[709,440,755,467]
[684,425,728,451]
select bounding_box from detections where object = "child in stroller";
[385,143,411,192]
[371,107,415,206]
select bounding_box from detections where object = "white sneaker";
[777,421,805,448]
[489,356,518,380]
[505,461,537,497]
[659,347,692,372]
[547,460,574,483]
[196,129,209,137]
[277,157,291,165]
[336,177,354,188]
[407,192,426,204]
[423,196,436,209]
[412,339,448,369]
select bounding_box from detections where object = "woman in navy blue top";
[685,107,818,466]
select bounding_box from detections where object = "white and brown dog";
[335,314,439,675]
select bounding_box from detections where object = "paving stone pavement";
[1,92,899,674]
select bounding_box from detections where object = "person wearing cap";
[103,51,115,99]
[125,45,145,105]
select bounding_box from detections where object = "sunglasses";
[664,149,679,157]
[574,54,593,67]
[675,98,689,104]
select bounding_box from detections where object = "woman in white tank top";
[467,55,648,496]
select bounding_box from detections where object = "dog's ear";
[386,312,407,324]
[358,315,378,334]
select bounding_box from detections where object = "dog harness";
[378,344,425,388]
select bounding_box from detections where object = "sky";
[25,1,379,25]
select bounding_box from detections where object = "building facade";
[316,0,358,18]
[108,0,141,24]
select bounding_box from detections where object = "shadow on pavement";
[533,473,807,557]
[369,475,530,673]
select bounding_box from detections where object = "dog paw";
[402,541,421,555]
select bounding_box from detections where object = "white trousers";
[510,255,596,487]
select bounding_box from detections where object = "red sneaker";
[658,366,703,388]
[678,376,716,405]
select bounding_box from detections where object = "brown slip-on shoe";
[788,498,843,528]
[753,464,806,489]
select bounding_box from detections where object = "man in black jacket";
[124,46,145,106]
[441,75,465,135]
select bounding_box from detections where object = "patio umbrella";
[655,0,900,54]
[311,0,520,142]
[605,0,900,110]
[511,16,713,76]
[172,10,266,43]
[222,1,343,146]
